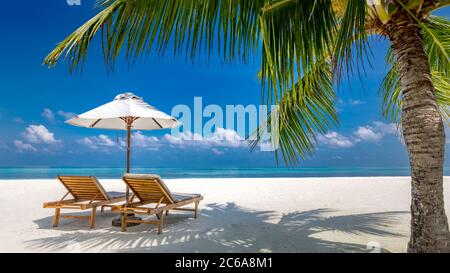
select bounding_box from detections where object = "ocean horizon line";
[0,166,443,180]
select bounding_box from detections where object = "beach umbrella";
[67,92,181,197]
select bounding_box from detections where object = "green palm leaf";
[259,0,336,103]
[380,66,450,124]
[380,15,450,124]
[44,0,265,72]
[333,0,369,81]
[251,60,337,164]
[422,16,450,75]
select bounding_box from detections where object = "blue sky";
[0,1,448,169]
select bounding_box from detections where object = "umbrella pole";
[126,122,131,199]
[112,118,141,228]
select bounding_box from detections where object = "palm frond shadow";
[29,203,407,253]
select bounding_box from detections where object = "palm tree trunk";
[386,13,450,253]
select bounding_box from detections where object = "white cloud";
[14,140,37,152]
[78,132,161,151]
[57,110,77,120]
[131,131,159,148]
[348,99,364,106]
[211,148,225,155]
[354,126,383,142]
[164,128,245,148]
[354,122,400,143]
[336,99,365,112]
[22,125,60,144]
[41,108,55,122]
[77,137,95,147]
[164,131,203,144]
[78,128,245,152]
[78,135,116,150]
[95,135,115,147]
[208,128,245,147]
[373,121,399,135]
[318,122,401,149]
[318,132,354,148]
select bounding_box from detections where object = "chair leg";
[157,212,165,235]
[121,213,127,232]
[194,201,199,219]
[53,208,61,227]
[89,207,97,229]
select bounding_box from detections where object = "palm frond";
[44,0,266,72]
[422,0,450,13]
[380,14,450,124]
[251,60,338,164]
[44,0,125,72]
[333,0,369,81]
[422,16,450,76]
[379,62,402,123]
[380,66,450,124]
[259,0,336,105]
[434,71,450,123]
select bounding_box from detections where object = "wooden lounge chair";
[43,176,126,229]
[112,174,203,234]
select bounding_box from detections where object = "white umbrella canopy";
[67,93,180,198]
[67,93,181,130]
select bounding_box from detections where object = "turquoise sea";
[0,167,437,179]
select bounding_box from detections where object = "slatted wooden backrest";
[123,174,175,204]
[57,176,110,201]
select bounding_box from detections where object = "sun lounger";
[112,174,203,234]
[43,175,126,228]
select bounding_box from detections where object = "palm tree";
[44,0,450,252]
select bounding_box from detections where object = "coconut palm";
[44,0,450,252]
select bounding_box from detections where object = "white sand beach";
[1,177,449,253]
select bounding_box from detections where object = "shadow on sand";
[28,203,407,253]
